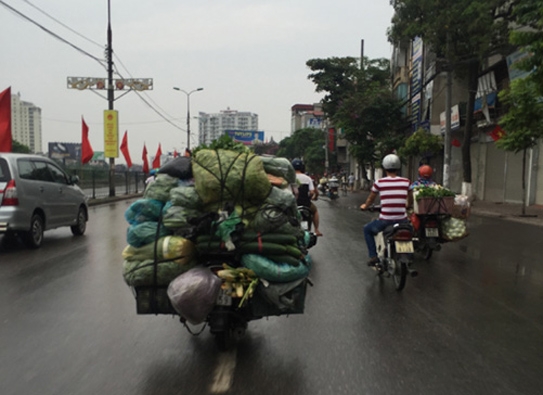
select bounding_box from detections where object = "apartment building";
[391,37,543,205]
[198,108,258,146]
[11,92,42,153]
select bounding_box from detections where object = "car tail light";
[392,229,412,241]
[1,180,18,206]
[425,220,438,228]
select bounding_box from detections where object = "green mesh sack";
[122,235,196,265]
[162,202,202,230]
[250,186,299,233]
[122,258,197,287]
[260,156,296,184]
[143,174,179,202]
[169,186,203,209]
[192,149,271,206]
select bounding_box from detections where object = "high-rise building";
[11,93,42,153]
[198,108,258,146]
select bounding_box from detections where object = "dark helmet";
[418,165,433,178]
[291,158,304,171]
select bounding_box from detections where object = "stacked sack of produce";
[122,150,314,320]
[440,194,470,241]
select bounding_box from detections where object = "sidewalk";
[348,189,543,227]
[87,193,143,207]
[468,199,543,227]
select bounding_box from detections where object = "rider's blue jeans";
[364,219,398,258]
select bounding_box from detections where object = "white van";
[0,153,88,248]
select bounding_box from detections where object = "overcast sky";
[1,0,394,165]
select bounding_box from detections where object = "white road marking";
[209,348,237,393]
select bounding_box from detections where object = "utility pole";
[324,121,329,174]
[443,31,452,188]
[67,1,153,198]
[106,0,115,197]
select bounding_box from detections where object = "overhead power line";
[4,0,183,132]
[19,0,104,48]
[0,0,105,67]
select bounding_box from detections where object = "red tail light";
[425,220,438,228]
[1,180,19,206]
[392,229,412,241]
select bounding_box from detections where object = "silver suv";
[0,153,88,248]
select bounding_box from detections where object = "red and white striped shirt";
[371,176,410,221]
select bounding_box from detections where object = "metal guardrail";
[66,168,146,199]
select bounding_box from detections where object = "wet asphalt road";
[1,195,542,395]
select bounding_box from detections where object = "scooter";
[199,208,317,350]
[327,177,340,200]
[411,213,449,260]
[368,206,418,290]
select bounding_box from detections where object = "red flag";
[142,144,149,174]
[81,117,94,164]
[0,87,12,153]
[173,149,178,158]
[489,125,506,141]
[328,128,335,152]
[152,143,162,169]
[120,131,132,168]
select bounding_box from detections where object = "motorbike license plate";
[425,228,439,237]
[216,289,232,306]
[395,241,414,253]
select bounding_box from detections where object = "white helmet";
[382,154,401,171]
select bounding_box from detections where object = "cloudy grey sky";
[1,0,394,164]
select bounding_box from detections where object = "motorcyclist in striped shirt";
[360,154,414,267]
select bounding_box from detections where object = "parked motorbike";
[367,206,417,290]
[411,213,449,260]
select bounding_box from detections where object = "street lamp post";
[173,87,203,150]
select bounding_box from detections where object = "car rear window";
[0,158,10,182]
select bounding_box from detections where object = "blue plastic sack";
[127,221,171,248]
[125,199,165,225]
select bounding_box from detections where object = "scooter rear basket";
[133,286,177,315]
[250,278,308,317]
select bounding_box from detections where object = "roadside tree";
[388,0,515,195]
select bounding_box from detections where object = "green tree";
[389,0,515,190]
[12,140,31,153]
[276,128,327,175]
[494,1,543,214]
[306,56,404,176]
[497,76,543,214]
[509,1,543,92]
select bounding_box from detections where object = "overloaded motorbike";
[411,212,449,260]
[327,177,340,199]
[318,177,339,200]
[366,205,417,290]
[131,206,318,351]
[123,151,319,351]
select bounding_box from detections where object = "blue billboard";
[226,130,265,145]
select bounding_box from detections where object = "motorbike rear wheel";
[419,244,433,260]
[391,259,407,290]
[213,322,247,351]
